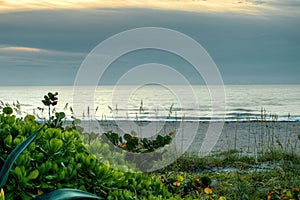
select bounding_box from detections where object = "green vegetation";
[102,130,174,170]
[0,93,299,199]
[0,93,174,199]
[155,151,300,199]
[0,112,175,199]
[0,112,101,199]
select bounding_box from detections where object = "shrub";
[0,112,174,199]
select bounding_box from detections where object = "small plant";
[42,92,58,122]
[103,131,174,170]
[0,100,22,116]
[41,92,66,129]
[104,131,174,153]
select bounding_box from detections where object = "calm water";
[0,85,299,121]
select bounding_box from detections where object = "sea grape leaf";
[3,107,13,115]
[0,125,44,188]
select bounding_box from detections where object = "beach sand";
[80,120,300,155]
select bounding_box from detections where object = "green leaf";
[13,137,21,146]
[45,175,57,180]
[3,107,13,115]
[48,92,54,99]
[26,169,39,181]
[28,142,36,152]
[58,112,65,119]
[49,138,63,152]
[32,188,103,200]
[58,170,65,180]
[4,135,12,146]
[43,95,50,106]
[0,125,44,188]
[40,183,56,189]
[14,166,24,180]
[123,134,132,142]
[24,115,35,123]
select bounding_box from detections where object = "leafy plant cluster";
[83,135,133,172]
[103,131,174,170]
[0,114,101,200]
[0,111,176,199]
[0,93,180,199]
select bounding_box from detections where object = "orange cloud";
[0,0,272,14]
[0,46,42,52]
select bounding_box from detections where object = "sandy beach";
[80,120,300,155]
[191,121,300,155]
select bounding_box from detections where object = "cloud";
[0,4,299,85]
[0,0,275,15]
[0,44,86,56]
[0,45,84,85]
[267,0,300,15]
[0,45,42,52]
[0,0,299,18]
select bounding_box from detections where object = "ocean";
[0,85,299,121]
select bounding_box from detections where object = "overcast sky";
[0,0,299,86]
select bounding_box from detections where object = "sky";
[0,0,299,86]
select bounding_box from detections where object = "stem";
[48,105,51,125]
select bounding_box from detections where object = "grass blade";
[33,188,103,200]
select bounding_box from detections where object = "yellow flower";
[282,189,287,193]
[0,188,5,200]
[173,181,181,187]
[219,196,226,200]
[204,187,213,194]
[267,195,272,200]
[280,189,292,198]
